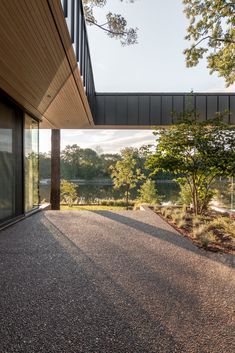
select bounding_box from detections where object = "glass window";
[0,103,15,221]
[24,114,39,212]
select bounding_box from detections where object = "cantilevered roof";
[0,0,93,128]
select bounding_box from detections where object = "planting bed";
[155,206,235,254]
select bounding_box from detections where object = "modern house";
[0,0,234,228]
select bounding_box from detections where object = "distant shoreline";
[40,179,178,186]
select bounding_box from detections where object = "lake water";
[40,179,235,210]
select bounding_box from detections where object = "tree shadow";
[91,210,235,269]
[0,213,186,353]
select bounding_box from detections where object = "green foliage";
[83,0,138,46]
[147,112,235,215]
[100,199,135,207]
[161,206,173,219]
[179,179,215,212]
[179,182,192,206]
[39,144,151,182]
[137,179,161,205]
[160,206,192,227]
[60,145,121,180]
[160,205,235,250]
[110,147,145,208]
[39,152,51,179]
[60,180,78,207]
[183,0,235,86]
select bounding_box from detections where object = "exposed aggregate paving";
[0,210,234,353]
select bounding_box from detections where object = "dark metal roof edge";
[95,92,235,96]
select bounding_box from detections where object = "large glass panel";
[25,114,39,212]
[0,102,15,221]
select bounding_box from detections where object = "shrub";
[193,223,210,239]
[161,207,172,218]
[99,199,134,207]
[176,218,187,229]
[137,179,161,205]
[179,180,216,214]
[199,232,217,248]
[60,180,78,207]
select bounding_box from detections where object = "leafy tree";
[61,180,78,207]
[39,152,51,179]
[183,0,235,86]
[79,148,101,179]
[138,179,161,205]
[61,145,81,179]
[147,113,235,215]
[100,153,121,177]
[83,0,138,45]
[110,147,145,209]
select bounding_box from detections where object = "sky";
[40,0,234,154]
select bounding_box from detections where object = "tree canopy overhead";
[183,0,235,86]
[83,0,138,45]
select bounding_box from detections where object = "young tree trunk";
[50,129,61,210]
[192,176,199,216]
[126,187,129,210]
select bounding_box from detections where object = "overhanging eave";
[0,0,94,128]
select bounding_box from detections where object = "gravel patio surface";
[0,210,234,353]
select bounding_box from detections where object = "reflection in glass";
[0,103,15,221]
[25,115,39,212]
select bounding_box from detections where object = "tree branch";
[86,18,128,36]
[191,35,235,50]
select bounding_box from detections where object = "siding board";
[207,96,218,119]
[219,96,229,122]
[127,96,139,125]
[94,93,235,127]
[230,96,235,124]
[196,96,206,121]
[105,96,116,124]
[139,96,150,125]
[172,96,184,122]
[150,96,161,125]
[116,96,128,125]
[162,96,173,125]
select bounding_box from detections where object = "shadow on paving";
[92,210,235,269]
[0,213,185,353]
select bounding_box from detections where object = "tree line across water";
[40,113,235,214]
[39,146,172,182]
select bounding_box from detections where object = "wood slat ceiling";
[0,0,93,128]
